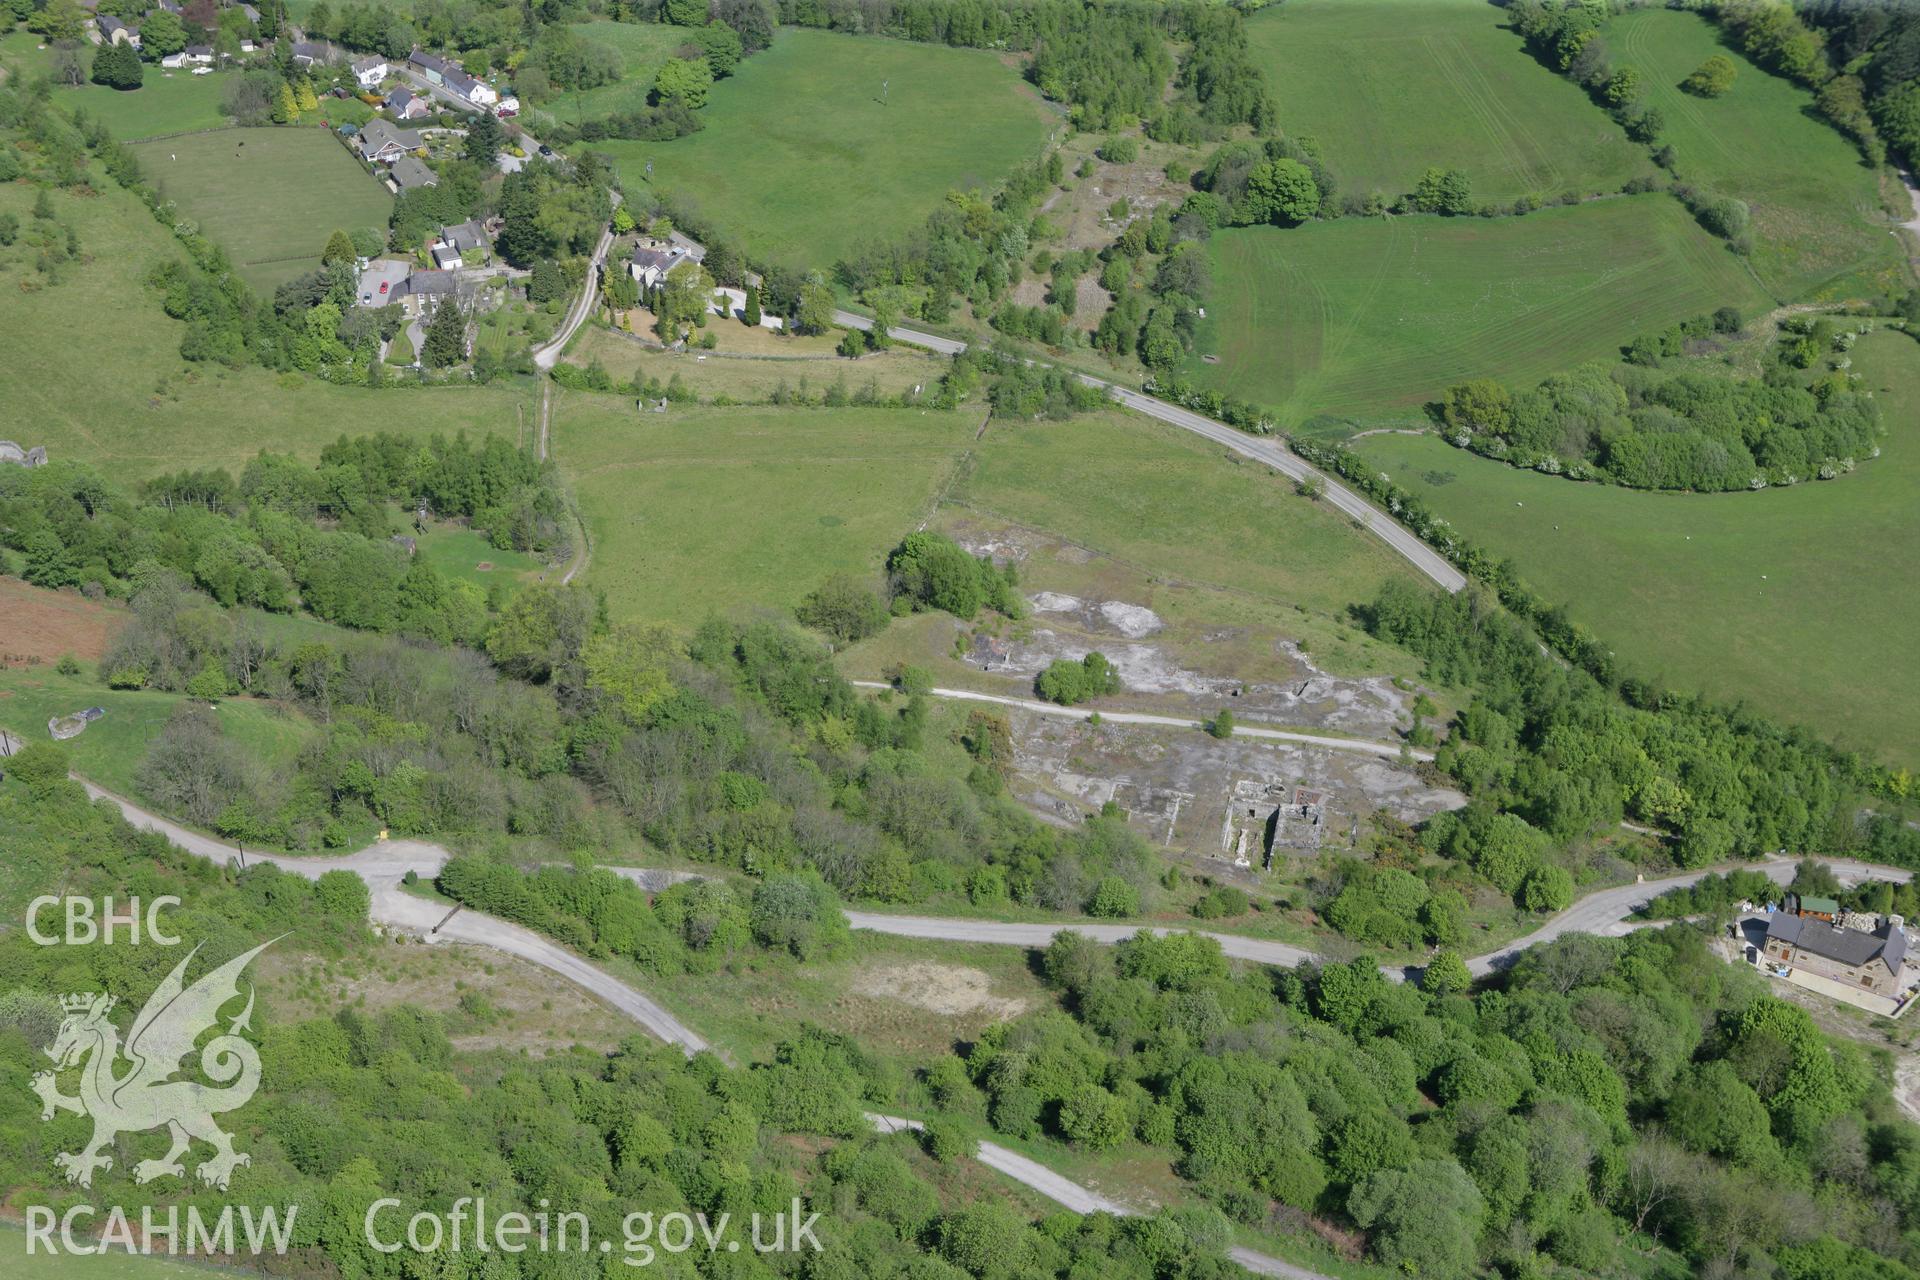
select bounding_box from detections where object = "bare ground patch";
[0,579,126,666]
[850,961,1032,1019]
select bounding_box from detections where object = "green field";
[0,31,230,138]
[594,29,1054,271]
[0,667,313,797]
[1611,8,1906,301]
[130,127,393,292]
[954,410,1415,623]
[0,172,535,477]
[555,397,981,626]
[1250,0,1650,205]
[0,1231,241,1278]
[538,21,693,124]
[1354,328,1920,764]
[1185,194,1771,432]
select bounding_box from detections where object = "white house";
[351,56,389,89]
[430,219,489,270]
[465,77,499,107]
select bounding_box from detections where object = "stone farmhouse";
[1765,910,1909,997]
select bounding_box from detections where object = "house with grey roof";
[409,50,455,84]
[431,219,489,269]
[385,87,429,119]
[388,154,437,193]
[1765,911,1909,997]
[352,55,389,89]
[291,40,327,66]
[96,14,138,45]
[356,118,423,165]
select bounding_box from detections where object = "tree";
[1348,1159,1485,1279]
[796,574,888,644]
[464,109,504,167]
[420,300,466,368]
[1413,166,1472,215]
[271,77,299,124]
[91,40,143,90]
[1242,158,1318,225]
[1206,708,1234,738]
[138,9,188,57]
[1520,862,1575,912]
[653,56,713,109]
[794,272,836,334]
[321,229,356,267]
[1087,875,1140,918]
[29,0,86,41]
[1422,948,1472,995]
[742,283,762,327]
[695,20,742,77]
[662,0,708,23]
[1683,54,1737,98]
[1439,378,1513,436]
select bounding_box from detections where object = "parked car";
[537,143,554,159]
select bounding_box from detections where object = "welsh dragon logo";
[31,939,276,1191]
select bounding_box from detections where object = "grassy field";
[538,20,692,124]
[0,172,536,478]
[1354,328,1920,764]
[1611,7,1907,301]
[0,31,229,138]
[0,1232,244,1278]
[130,127,393,292]
[0,667,314,797]
[594,29,1054,271]
[414,520,543,595]
[1185,194,1771,433]
[570,325,949,402]
[1249,0,1650,205]
[954,410,1416,626]
[555,396,981,626]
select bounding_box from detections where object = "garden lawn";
[130,126,393,292]
[593,29,1053,271]
[553,396,979,626]
[1185,194,1771,434]
[1352,328,1920,765]
[1611,7,1906,302]
[0,171,535,478]
[537,21,692,124]
[954,410,1416,623]
[1249,0,1650,205]
[0,31,229,138]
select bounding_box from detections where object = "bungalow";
[409,50,455,85]
[351,55,389,89]
[96,15,138,46]
[355,118,423,165]
[183,45,214,65]
[1765,912,1909,997]
[388,155,438,192]
[385,88,430,120]
[290,40,326,66]
[431,219,489,270]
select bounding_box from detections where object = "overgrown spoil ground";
[592,29,1055,272]
[1248,0,1651,206]
[1354,328,1920,765]
[1183,194,1771,434]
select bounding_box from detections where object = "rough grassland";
[0,1234,236,1278]
[0,175,535,478]
[595,30,1054,270]
[1611,7,1906,302]
[554,397,981,626]
[1354,329,1920,765]
[539,21,692,124]
[954,411,1415,623]
[1249,0,1650,205]
[0,31,228,139]
[1186,195,1771,433]
[130,127,393,293]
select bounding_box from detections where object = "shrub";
[1036,652,1121,705]
[1087,875,1141,918]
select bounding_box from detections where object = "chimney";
[1891,914,1906,934]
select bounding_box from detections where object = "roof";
[185,44,211,56]
[96,15,128,34]
[410,50,456,74]
[631,246,682,273]
[406,269,455,296]
[352,55,387,72]
[386,88,415,108]
[1800,895,1841,915]
[439,220,488,252]
[389,155,437,190]
[1768,912,1908,973]
[291,41,325,59]
[358,119,422,156]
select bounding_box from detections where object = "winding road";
[846,681,1433,762]
[825,313,1467,593]
[11,727,1905,1280]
